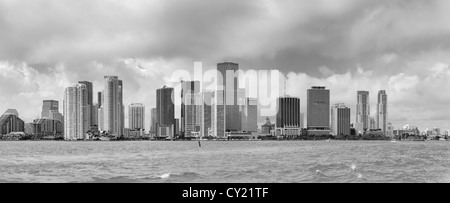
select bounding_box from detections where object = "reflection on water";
[0,141,448,183]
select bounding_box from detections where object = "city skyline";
[1,0,450,131]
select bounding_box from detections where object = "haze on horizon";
[1,0,450,131]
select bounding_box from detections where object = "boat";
[390,140,397,143]
[325,139,331,142]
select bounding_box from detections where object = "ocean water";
[0,141,448,183]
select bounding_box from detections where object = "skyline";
[1,0,450,131]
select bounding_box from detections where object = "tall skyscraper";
[330,103,351,136]
[129,103,145,131]
[184,93,202,138]
[41,100,59,118]
[211,90,225,138]
[377,90,388,135]
[181,81,201,137]
[275,97,301,136]
[103,76,124,136]
[240,97,258,132]
[78,81,95,131]
[307,86,330,135]
[356,91,370,134]
[63,83,90,140]
[98,91,104,131]
[150,108,157,132]
[202,91,212,137]
[156,86,175,126]
[217,62,241,132]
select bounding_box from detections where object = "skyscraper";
[307,86,330,135]
[181,81,201,137]
[275,97,301,136]
[103,76,124,136]
[156,86,175,126]
[211,89,225,138]
[240,97,258,132]
[330,103,351,136]
[41,100,59,118]
[377,90,388,135]
[79,81,96,131]
[356,91,370,134]
[63,83,90,140]
[150,108,157,132]
[202,91,212,137]
[217,62,241,132]
[129,103,145,131]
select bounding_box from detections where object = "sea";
[0,141,448,183]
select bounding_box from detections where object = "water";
[0,141,448,183]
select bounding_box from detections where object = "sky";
[1,0,450,131]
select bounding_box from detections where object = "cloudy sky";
[1,0,450,131]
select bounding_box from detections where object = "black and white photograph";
[0,0,448,194]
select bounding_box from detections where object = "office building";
[330,103,351,136]
[275,97,301,136]
[307,86,330,135]
[217,62,241,132]
[41,100,59,118]
[240,97,258,132]
[0,109,25,135]
[181,81,201,138]
[202,91,212,137]
[156,86,175,126]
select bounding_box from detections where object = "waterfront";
[0,141,448,183]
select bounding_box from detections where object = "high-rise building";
[0,109,25,135]
[211,90,225,138]
[202,91,212,137]
[63,83,90,140]
[150,108,157,132]
[356,91,370,134]
[41,100,59,118]
[129,103,145,131]
[103,76,124,136]
[307,86,330,135]
[275,97,301,136]
[217,62,241,132]
[156,86,175,126]
[240,97,258,132]
[330,103,351,136]
[370,116,376,130]
[181,81,201,137]
[79,81,96,132]
[183,93,203,138]
[377,90,388,135]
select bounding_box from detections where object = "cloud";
[0,0,450,130]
